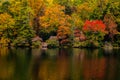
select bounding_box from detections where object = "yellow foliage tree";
[39,4,71,32]
[77,2,93,21]
[28,0,45,17]
[0,13,15,45]
[8,0,21,16]
[71,13,83,29]
[0,13,15,30]
[28,0,46,35]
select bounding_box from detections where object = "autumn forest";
[0,0,120,48]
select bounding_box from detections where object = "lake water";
[0,47,120,80]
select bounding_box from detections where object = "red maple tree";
[83,20,106,33]
[103,14,118,42]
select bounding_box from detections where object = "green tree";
[0,13,15,46]
[28,0,45,35]
[12,0,35,46]
[0,0,35,47]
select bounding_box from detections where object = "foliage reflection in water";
[0,48,120,80]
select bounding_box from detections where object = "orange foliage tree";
[57,25,71,45]
[39,4,72,42]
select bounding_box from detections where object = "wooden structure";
[41,42,47,49]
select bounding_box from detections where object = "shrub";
[32,41,41,48]
[85,41,100,48]
[13,37,41,48]
[83,20,106,46]
[12,37,27,47]
[114,33,120,46]
[73,40,100,48]
[73,41,87,48]
[46,39,59,48]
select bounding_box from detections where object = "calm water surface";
[0,47,120,80]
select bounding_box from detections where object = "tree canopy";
[0,0,120,47]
